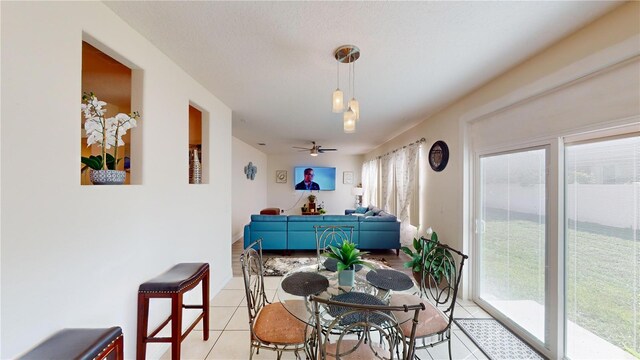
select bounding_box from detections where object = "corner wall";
[232,138,268,242]
[1,2,232,358]
[364,2,639,298]
[267,153,363,215]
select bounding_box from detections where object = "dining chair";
[389,238,468,360]
[241,239,308,359]
[314,225,355,270]
[309,295,424,359]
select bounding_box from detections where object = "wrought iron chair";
[309,295,424,360]
[389,237,468,360]
[314,225,355,271]
[241,239,308,359]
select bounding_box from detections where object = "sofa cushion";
[355,206,368,214]
[370,207,382,215]
[288,215,323,222]
[363,210,375,217]
[363,215,397,222]
[322,215,359,222]
[251,215,288,222]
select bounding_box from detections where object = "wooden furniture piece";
[301,212,321,215]
[137,263,210,360]
[259,207,281,215]
[19,327,123,360]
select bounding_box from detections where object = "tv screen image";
[294,167,336,191]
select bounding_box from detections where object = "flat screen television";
[293,166,336,191]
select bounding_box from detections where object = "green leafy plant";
[318,208,327,215]
[308,194,317,203]
[401,230,455,284]
[323,240,369,271]
[81,153,119,173]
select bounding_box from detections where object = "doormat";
[262,256,390,277]
[454,318,546,360]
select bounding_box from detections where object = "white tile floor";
[162,277,492,360]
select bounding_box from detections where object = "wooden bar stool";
[136,263,210,360]
[19,327,123,360]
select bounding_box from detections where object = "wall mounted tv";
[293,167,336,191]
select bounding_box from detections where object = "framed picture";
[343,171,354,184]
[428,140,449,172]
[276,170,287,183]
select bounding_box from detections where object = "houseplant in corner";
[81,92,140,185]
[401,228,455,288]
[323,240,368,286]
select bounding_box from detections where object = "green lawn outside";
[481,212,639,356]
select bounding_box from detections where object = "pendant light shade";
[343,107,356,133]
[332,89,344,113]
[348,98,360,120]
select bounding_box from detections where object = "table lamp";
[352,187,364,207]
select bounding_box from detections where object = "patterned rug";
[262,256,390,276]
[454,318,545,360]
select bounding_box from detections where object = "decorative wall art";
[343,171,354,184]
[428,140,449,172]
[276,170,287,183]
[244,162,257,180]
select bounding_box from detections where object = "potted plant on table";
[323,240,368,286]
[401,228,455,288]
[81,92,140,185]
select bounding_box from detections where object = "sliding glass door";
[565,135,640,359]
[478,148,548,344]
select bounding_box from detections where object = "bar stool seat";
[19,327,123,360]
[139,263,210,293]
[137,263,210,360]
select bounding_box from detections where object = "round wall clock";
[428,140,449,172]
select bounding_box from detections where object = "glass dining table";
[276,259,420,330]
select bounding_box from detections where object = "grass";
[480,210,639,356]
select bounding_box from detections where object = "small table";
[276,262,419,329]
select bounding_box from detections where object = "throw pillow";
[355,206,368,214]
[364,210,375,217]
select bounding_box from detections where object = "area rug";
[262,256,390,276]
[454,318,545,360]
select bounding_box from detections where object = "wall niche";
[81,41,133,185]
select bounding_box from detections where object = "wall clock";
[428,140,449,172]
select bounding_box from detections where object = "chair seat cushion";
[253,302,306,344]
[139,263,208,292]
[18,327,122,360]
[390,293,449,337]
[326,340,390,359]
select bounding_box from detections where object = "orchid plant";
[81,92,140,171]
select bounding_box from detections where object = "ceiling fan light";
[310,148,318,156]
[348,98,360,120]
[332,89,344,113]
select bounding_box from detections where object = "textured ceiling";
[104,1,619,155]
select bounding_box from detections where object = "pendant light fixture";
[332,45,360,133]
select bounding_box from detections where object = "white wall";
[364,2,639,299]
[267,153,363,215]
[1,2,232,359]
[232,138,267,242]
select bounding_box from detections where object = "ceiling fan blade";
[292,146,311,150]
[318,148,338,152]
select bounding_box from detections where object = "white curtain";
[395,144,419,245]
[380,153,396,214]
[361,159,379,207]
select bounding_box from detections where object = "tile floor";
[159,276,493,360]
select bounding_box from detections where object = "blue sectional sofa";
[243,213,400,253]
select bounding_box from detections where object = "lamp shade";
[348,98,360,120]
[343,111,356,133]
[332,89,344,113]
[352,187,364,196]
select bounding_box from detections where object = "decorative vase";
[192,149,202,184]
[90,169,126,185]
[338,268,355,286]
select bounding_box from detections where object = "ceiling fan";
[293,141,338,156]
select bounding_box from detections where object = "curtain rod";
[376,137,426,159]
